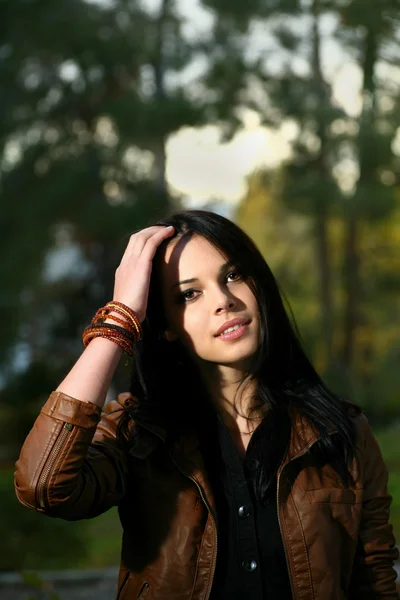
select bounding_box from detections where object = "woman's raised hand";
[112,225,175,323]
[53,225,175,406]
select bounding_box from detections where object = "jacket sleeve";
[348,414,399,599]
[14,391,131,521]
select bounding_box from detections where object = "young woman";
[15,210,399,600]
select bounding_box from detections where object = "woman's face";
[159,234,261,372]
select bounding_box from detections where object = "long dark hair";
[118,209,359,505]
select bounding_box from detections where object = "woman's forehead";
[160,235,228,285]
[163,235,226,269]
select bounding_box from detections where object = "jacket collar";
[172,410,336,461]
[128,402,337,463]
[120,391,338,489]
[128,402,338,523]
[286,409,336,460]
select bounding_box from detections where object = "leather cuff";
[41,391,102,429]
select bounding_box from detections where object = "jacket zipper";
[168,453,218,600]
[118,571,132,600]
[277,436,323,600]
[137,581,149,598]
[37,422,74,509]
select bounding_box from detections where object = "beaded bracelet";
[94,311,134,332]
[91,310,138,339]
[106,301,142,340]
[92,301,142,341]
[83,302,143,358]
[95,306,140,341]
[83,321,136,350]
[82,324,134,356]
[84,331,133,356]
[84,322,136,342]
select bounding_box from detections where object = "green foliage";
[340,0,399,31]
[0,465,121,570]
[20,572,61,600]
[0,0,208,367]
[282,164,340,215]
[0,470,88,570]
[203,0,301,22]
[375,426,400,540]
[347,184,396,220]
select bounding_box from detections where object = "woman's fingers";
[112,225,175,321]
[120,226,173,264]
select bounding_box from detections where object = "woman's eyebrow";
[171,261,235,289]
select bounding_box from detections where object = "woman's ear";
[164,329,178,343]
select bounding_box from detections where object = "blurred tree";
[0,0,206,414]
[0,468,89,570]
[1,0,399,430]
[235,169,327,366]
[236,169,314,293]
[262,0,400,387]
[335,0,400,387]
[205,0,400,396]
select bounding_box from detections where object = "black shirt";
[202,413,293,600]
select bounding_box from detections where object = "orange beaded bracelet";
[83,331,133,356]
[106,301,142,340]
[83,302,144,357]
[92,301,143,342]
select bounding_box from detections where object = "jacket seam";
[282,492,315,600]
[30,420,61,502]
[281,497,299,598]
[189,513,209,600]
[41,409,99,427]
[290,491,315,600]
[15,488,39,511]
[47,426,78,508]
[204,519,217,600]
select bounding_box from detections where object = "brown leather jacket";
[14,391,399,600]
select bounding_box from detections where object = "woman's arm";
[55,337,123,408]
[14,225,175,519]
[14,391,132,520]
[348,415,399,599]
[55,224,175,408]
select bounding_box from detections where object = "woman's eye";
[182,290,196,301]
[227,270,242,282]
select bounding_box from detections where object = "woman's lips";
[216,322,250,341]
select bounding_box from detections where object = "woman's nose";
[215,292,236,313]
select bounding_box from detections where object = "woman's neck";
[199,366,266,434]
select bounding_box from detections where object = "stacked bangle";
[83,324,134,356]
[82,301,143,356]
[93,301,142,341]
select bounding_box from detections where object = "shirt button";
[242,559,258,572]
[238,505,250,518]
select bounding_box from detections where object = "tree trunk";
[341,214,358,371]
[151,0,172,214]
[340,28,377,386]
[315,211,334,367]
[311,0,334,370]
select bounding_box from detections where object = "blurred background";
[1,0,399,595]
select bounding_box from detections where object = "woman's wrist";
[89,334,124,357]
[83,302,143,355]
[56,335,123,407]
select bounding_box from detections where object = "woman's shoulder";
[340,400,384,456]
[341,399,363,420]
[342,397,369,422]
[100,392,168,456]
